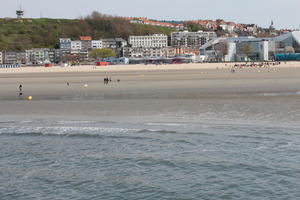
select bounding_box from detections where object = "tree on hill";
[89,48,116,60]
[284,46,295,54]
[184,22,210,32]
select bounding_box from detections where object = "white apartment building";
[123,47,179,58]
[91,40,103,49]
[71,41,82,53]
[60,38,72,50]
[171,31,217,47]
[128,34,168,48]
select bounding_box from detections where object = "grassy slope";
[0,18,175,51]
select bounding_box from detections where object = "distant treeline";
[0,12,175,51]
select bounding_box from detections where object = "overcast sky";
[2,0,299,29]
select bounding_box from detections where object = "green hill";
[0,13,175,51]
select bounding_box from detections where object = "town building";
[199,31,300,62]
[59,38,90,62]
[3,51,26,64]
[101,38,127,56]
[101,38,127,49]
[123,47,173,58]
[59,38,72,51]
[91,40,103,49]
[25,48,50,65]
[238,24,258,35]
[123,46,199,59]
[80,36,92,51]
[171,31,217,47]
[128,34,168,48]
[71,41,82,53]
[48,49,61,64]
[219,22,236,33]
[0,51,3,64]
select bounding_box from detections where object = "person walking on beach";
[104,78,109,84]
[19,84,23,96]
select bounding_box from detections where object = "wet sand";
[0,64,300,125]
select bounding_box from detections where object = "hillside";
[0,12,175,51]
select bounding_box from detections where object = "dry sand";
[0,61,300,74]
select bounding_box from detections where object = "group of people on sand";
[233,62,282,68]
[104,77,111,84]
[104,77,120,84]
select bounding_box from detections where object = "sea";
[0,79,300,200]
[1,113,300,200]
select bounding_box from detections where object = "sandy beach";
[1,61,300,74]
[0,61,300,125]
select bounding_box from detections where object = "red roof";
[80,36,92,41]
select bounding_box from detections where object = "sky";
[2,0,299,29]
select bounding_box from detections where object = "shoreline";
[1,61,300,75]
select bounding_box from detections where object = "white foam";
[0,125,139,136]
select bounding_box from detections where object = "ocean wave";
[145,122,187,127]
[0,125,210,138]
[0,126,139,137]
[137,129,179,134]
[137,128,208,136]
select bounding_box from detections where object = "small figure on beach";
[67,82,70,86]
[19,84,23,96]
[104,78,109,84]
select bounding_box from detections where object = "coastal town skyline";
[2,0,300,29]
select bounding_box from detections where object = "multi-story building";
[71,41,82,53]
[80,36,92,51]
[123,47,171,58]
[101,38,127,56]
[59,38,72,51]
[59,37,127,60]
[48,49,61,64]
[123,47,169,58]
[128,34,168,48]
[0,51,3,64]
[102,38,127,49]
[198,31,300,62]
[91,40,103,49]
[3,51,26,64]
[123,46,199,58]
[171,31,217,47]
[26,48,50,65]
